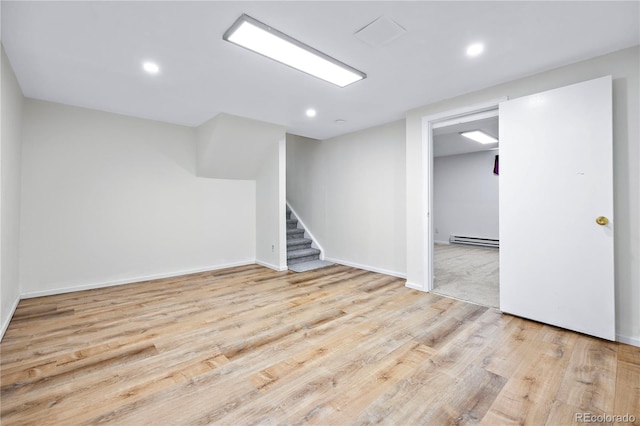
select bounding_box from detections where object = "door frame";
[419,97,506,292]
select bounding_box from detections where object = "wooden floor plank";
[555,336,618,415]
[480,326,579,425]
[1,264,637,425]
[475,314,544,379]
[613,361,640,426]
[402,363,507,425]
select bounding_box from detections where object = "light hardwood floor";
[1,264,638,425]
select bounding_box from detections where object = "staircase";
[286,206,321,265]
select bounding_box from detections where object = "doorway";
[413,77,614,340]
[431,116,500,308]
[415,98,504,305]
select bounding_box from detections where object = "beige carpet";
[433,243,499,308]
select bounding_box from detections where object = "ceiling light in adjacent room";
[143,61,160,74]
[460,130,498,144]
[306,108,317,117]
[466,43,484,57]
[223,14,366,87]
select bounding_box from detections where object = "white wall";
[256,138,286,270]
[286,133,318,222]
[196,113,286,180]
[1,45,23,337]
[406,46,640,345]
[196,113,287,270]
[287,120,406,277]
[434,150,499,243]
[20,99,256,296]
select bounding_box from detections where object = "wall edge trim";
[324,257,406,279]
[256,260,288,272]
[20,259,256,299]
[405,281,425,291]
[616,333,640,347]
[0,295,22,342]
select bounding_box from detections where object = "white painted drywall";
[1,45,24,337]
[433,150,499,244]
[287,120,406,277]
[286,133,318,226]
[286,133,318,221]
[197,112,287,271]
[256,138,287,270]
[19,100,256,296]
[406,46,640,345]
[196,113,286,180]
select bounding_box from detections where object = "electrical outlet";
[435,228,439,234]
[271,244,275,252]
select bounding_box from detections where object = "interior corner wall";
[286,121,407,277]
[195,113,287,180]
[19,99,256,297]
[406,45,640,345]
[433,150,499,244]
[285,133,319,222]
[1,44,24,338]
[255,137,287,271]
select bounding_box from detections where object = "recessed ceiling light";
[466,43,484,57]
[143,61,160,74]
[223,14,366,87]
[306,108,317,117]
[460,130,498,144]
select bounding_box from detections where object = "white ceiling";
[2,1,639,140]
[434,116,499,157]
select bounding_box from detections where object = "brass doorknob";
[596,216,609,226]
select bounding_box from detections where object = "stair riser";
[287,222,298,229]
[287,231,305,240]
[287,247,320,260]
[287,242,312,251]
[288,254,321,265]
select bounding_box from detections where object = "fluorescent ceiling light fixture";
[466,43,484,57]
[143,61,160,74]
[460,130,498,144]
[223,14,366,87]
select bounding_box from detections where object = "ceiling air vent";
[355,16,407,47]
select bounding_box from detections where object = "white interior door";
[499,76,615,341]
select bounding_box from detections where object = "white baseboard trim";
[434,240,450,245]
[405,281,427,291]
[616,333,640,347]
[324,257,406,279]
[0,295,21,342]
[20,259,256,299]
[256,260,288,272]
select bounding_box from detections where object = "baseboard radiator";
[449,235,499,248]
